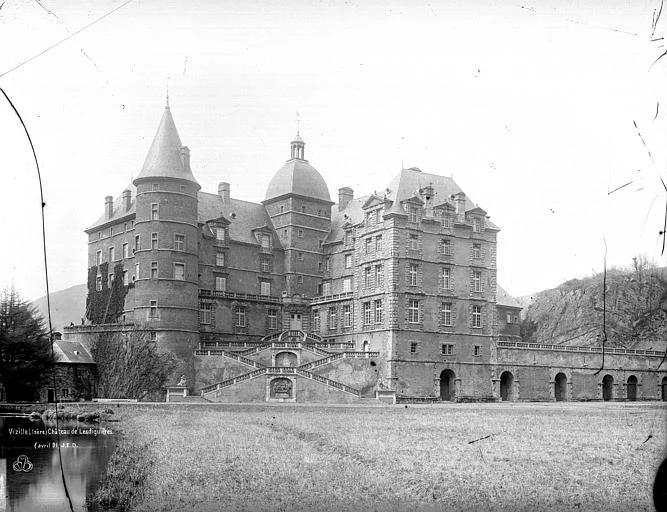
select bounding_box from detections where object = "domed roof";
[264,134,331,202]
[265,159,331,202]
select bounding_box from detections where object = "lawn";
[97,402,666,512]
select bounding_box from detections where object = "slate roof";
[198,192,281,247]
[384,168,499,230]
[325,195,370,243]
[497,285,522,309]
[134,105,199,185]
[86,182,137,232]
[265,158,331,203]
[53,341,94,364]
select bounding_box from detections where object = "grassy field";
[96,402,666,512]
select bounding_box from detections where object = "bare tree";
[90,327,176,401]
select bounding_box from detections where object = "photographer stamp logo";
[12,455,33,473]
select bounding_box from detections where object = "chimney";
[453,192,466,219]
[218,182,230,204]
[105,196,114,219]
[122,189,132,211]
[180,146,191,172]
[338,187,354,210]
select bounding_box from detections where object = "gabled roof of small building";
[53,341,94,364]
[497,285,522,309]
[134,103,199,185]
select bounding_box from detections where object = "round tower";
[132,97,201,391]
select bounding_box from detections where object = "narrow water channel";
[0,414,116,511]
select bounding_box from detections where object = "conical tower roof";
[133,101,199,186]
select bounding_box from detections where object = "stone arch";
[269,377,293,399]
[440,369,456,401]
[554,372,567,402]
[362,340,369,352]
[500,371,514,402]
[275,351,298,367]
[602,374,614,401]
[661,377,667,402]
[626,375,638,401]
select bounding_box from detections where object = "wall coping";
[496,340,666,357]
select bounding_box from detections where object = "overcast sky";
[1,0,666,301]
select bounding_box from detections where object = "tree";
[0,287,54,401]
[90,327,176,401]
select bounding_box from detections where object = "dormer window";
[472,217,482,233]
[259,234,270,250]
[408,205,419,223]
[215,226,226,241]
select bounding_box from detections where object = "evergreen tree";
[0,287,54,401]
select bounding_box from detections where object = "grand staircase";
[196,330,379,401]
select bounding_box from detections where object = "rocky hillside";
[521,260,667,351]
[32,283,86,332]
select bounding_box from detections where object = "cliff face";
[522,264,667,350]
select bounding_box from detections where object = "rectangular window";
[96,250,102,266]
[409,206,418,223]
[152,183,159,191]
[216,252,225,267]
[318,261,324,272]
[268,309,278,330]
[472,305,482,328]
[440,239,452,255]
[409,234,418,250]
[375,235,383,252]
[365,238,372,254]
[345,231,352,246]
[364,267,373,288]
[325,257,330,271]
[122,243,129,259]
[441,267,451,289]
[95,276,102,291]
[329,307,337,330]
[407,299,420,323]
[149,300,158,319]
[506,313,512,324]
[368,210,376,225]
[409,264,418,286]
[122,270,129,286]
[260,281,271,296]
[151,203,159,220]
[343,277,352,293]
[135,263,139,281]
[442,302,452,326]
[443,215,452,229]
[108,273,114,285]
[301,205,306,213]
[322,281,331,295]
[174,263,185,281]
[375,265,384,287]
[410,342,418,353]
[174,234,185,251]
[313,310,320,330]
[234,306,247,327]
[109,246,115,262]
[472,218,481,233]
[215,276,226,291]
[473,271,482,292]
[374,300,383,324]
[297,275,304,284]
[441,343,454,355]
[215,227,225,241]
[345,254,352,268]
[150,331,157,341]
[151,232,158,250]
[261,258,271,272]
[363,302,372,325]
[200,303,212,324]
[472,243,481,259]
[298,229,304,238]
[343,304,352,327]
[473,345,481,356]
[135,235,140,252]
[151,261,158,279]
[297,252,304,261]
[260,234,270,250]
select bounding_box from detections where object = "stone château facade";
[64,100,667,403]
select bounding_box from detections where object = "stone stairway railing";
[299,351,380,371]
[193,349,263,369]
[200,366,360,397]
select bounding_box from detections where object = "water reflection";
[0,415,116,511]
